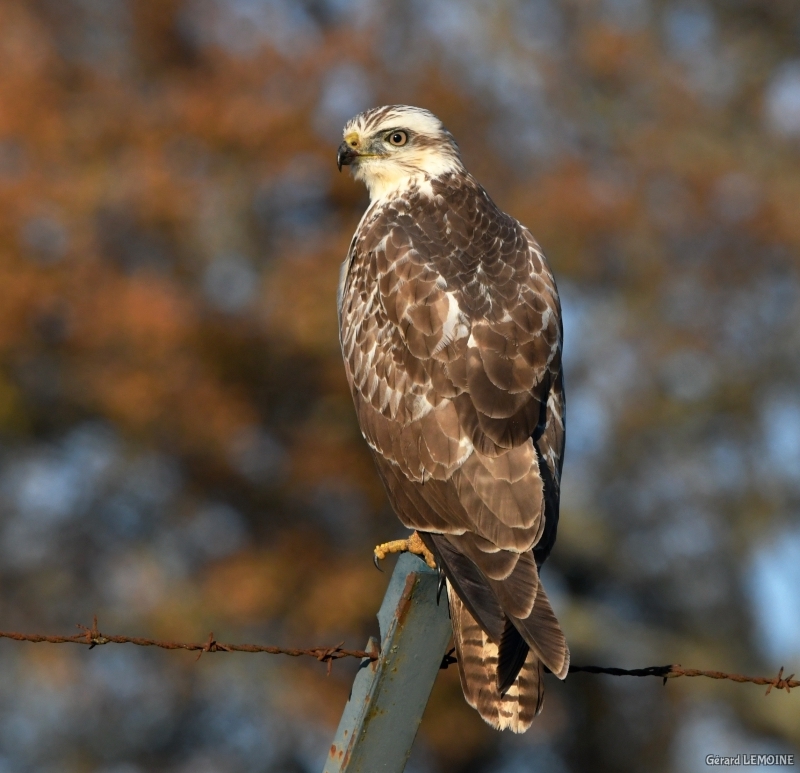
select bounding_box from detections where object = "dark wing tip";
[497,618,529,696]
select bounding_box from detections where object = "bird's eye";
[387,131,408,147]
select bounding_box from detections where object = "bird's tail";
[449,586,545,733]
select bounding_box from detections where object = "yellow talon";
[373,531,436,570]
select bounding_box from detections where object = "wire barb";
[76,616,109,649]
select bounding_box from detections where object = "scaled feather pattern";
[337,105,569,732]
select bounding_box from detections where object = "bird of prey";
[336,105,568,732]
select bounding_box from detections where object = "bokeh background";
[0,1,799,771]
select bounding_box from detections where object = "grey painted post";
[323,553,453,773]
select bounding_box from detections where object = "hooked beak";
[337,141,359,172]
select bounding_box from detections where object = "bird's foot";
[373,531,436,571]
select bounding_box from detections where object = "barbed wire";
[0,618,795,692]
[566,664,797,695]
[0,617,373,676]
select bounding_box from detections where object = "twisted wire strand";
[0,619,795,692]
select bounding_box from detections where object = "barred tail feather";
[449,585,544,733]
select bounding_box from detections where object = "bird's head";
[337,105,464,201]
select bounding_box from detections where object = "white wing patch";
[434,292,469,355]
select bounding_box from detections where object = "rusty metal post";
[323,552,453,773]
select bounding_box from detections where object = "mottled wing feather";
[339,170,568,728]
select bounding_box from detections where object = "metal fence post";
[323,552,453,773]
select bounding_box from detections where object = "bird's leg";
[373,531,436,571]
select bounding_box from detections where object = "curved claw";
[373,553,384,572]
[436,567,446,605]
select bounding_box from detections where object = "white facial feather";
[342,105,464,202]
